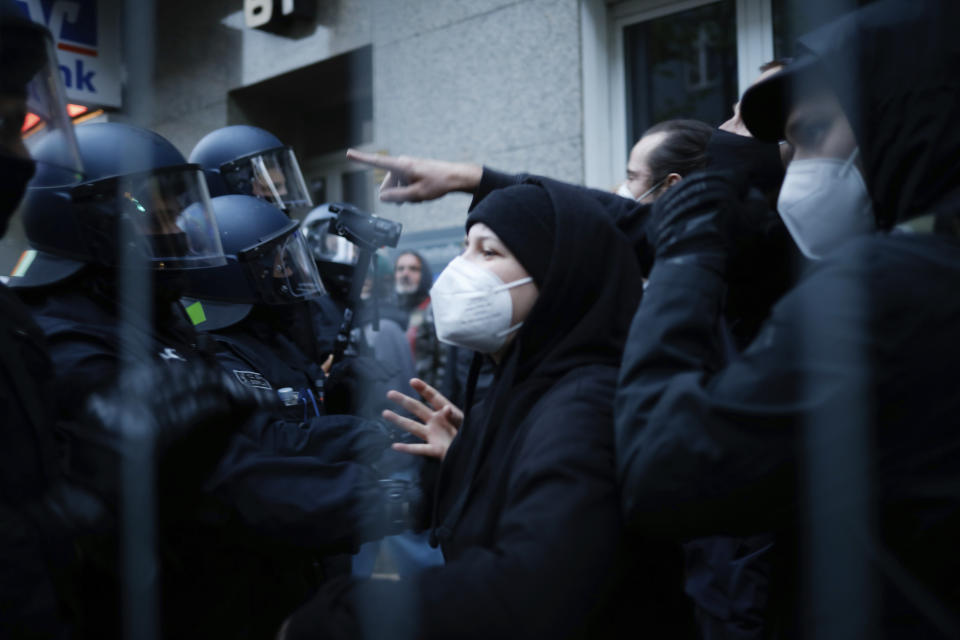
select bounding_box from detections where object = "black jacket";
[16,277,405,639]
[617,1,960,636]
[0,283,76,639]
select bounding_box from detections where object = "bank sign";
[16,0,122,108]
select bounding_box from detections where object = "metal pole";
[119,0,158,638]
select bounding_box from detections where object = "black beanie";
[465,184,556,287]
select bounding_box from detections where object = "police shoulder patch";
[233,370,273,390]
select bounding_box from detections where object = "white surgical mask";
[616,183,636,200]
[430,256,533,354]
[617,177,668,203]
[777,147,875,260]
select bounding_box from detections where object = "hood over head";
[432,179,643,546]
[466,184,555,288]
[466,181,641,382]
[741,0,960,228]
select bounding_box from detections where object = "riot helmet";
[0,0,83,229]
[180,194,326,330]
[11,122,226,288]
[189,125,312,214]
[301,202,360,301]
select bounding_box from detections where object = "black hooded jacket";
[283,180,694,639]
[0,282,80,639]
[616,1,960,637]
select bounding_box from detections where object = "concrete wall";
[148,0,586,232]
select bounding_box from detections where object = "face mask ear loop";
[841,147,861,176]
[637,176,668,202]
[494,321,524,338]
[494,276,534,293]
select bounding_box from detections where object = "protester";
[279,180,693,639]
[616,1,960,637]
[617,119,714,202]
[393,249,449,389]
[341,6,960,632]
[394,250,430,312]
[679,61,797,640]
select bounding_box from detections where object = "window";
[622,0,738,151]
[581,0,872,189]
[580,0,772,189]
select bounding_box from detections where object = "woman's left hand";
[382,378,464,460]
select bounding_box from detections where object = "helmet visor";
[72,165,227,268]
[220,147,313,212]
[238,227,326,304]
[302,217,360,265]
[1,25,83,181]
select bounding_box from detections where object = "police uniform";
[15,277,408,639]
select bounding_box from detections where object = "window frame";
[580,0,774,189]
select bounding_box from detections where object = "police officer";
[192,127,406,421]
[190,125,344,356]
[302,203,360,306]
[0,4,258,638]
[179,193,409,439]
[11,122,421,638]
[180,194,331,418]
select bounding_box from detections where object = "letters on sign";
[243,0,315,31]
[16,0,122,108]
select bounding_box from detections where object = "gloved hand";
[645,169,748,274]
[724,198,798,346]
[63,363,264,522]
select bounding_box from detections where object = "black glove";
[724,198,799,346]
[646,169,748,275]
[706,129,785,197]
[63,363,263,522]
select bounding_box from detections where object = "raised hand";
[382,378,464,460]
[346,148,482,204]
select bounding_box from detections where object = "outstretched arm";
[346,149,482,203]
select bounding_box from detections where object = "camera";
[327,202,402,250]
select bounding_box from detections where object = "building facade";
[4,0,859,274]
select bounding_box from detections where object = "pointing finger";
[346,149,406,172]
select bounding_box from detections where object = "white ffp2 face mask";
[777,147,875,260]
[430,256,533,354]
[617,177,667,203]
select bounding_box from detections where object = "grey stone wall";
[369,0,584,231]
[150,0,585,232]
[1,0,586,275]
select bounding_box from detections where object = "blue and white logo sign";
[16,0,122,108]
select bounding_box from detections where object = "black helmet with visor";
[180,194,326,330]
[189,125,313,214]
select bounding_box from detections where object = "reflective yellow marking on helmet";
[185,301,207,326]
